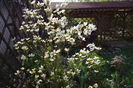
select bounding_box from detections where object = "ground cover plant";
[98,42,133,88]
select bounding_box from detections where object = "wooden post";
[121,12,127,38]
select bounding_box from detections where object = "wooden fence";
[0,0,28,87]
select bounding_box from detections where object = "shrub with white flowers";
[14,0,104,88]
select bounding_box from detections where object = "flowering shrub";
[14,0,104,88]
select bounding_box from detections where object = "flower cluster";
[88,83,98,88]
[14,0,103,88]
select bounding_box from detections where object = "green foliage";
[127,15,133,37]
[14,0,103,88]
[6,0,133,88]
[98,43,133,88]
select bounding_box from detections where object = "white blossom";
[64,48,69,52]
[31,0,36,5]
[15,70,20,75]
[21,55,26,60]
[50,72,54,76]
[63,75,68,81]
[41,74,46,79]
[21,46,28,51]
[28,53,35,57]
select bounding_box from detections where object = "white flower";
[44,7,52,13]
[67,58,74,62]
[41,74,46,78]
[95,60,101,65]
[66,85,70,88]
[80,48,86,53]
[29,68,36,74]
[56,49,61,53]
[87,58,92,61]
[34,60,38,63]
[15,70,20,75]
[87,43,95,51]
[50,58,55,61]
[22,21,25,25]
[88,86,93,88]
[35,29,39,32]
[37,79,42,84]
[31,0,36,4]
[87,65,92,68]
[15,47,19,50]
[93,56,99,59]
[21,67,25,70]
[35,75,39,79]
[63,75,68,81]
[64,48,69,52]
[29,70,34,74]
[76,69,81,73]
[28,53,35,57]
[88,24,97,31]
[95,47,102,50]
[71,72,75,76]
[54,8,60,14]
[17,41,23,44]
[37,1,44,7]
[60,9,65,14]
[84,22,88,26]
[83,29,88,35]
[20,26,24,30]
[94,70,99,73]
[38,70,42,73]
[44,52,49,58]
[93,83,98,88]
[39,65,44,70]
[21,55,26,60]
[86,61,89,64]
[50,72,54,76]
[68,38,75,45]
[21,46,28,51]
